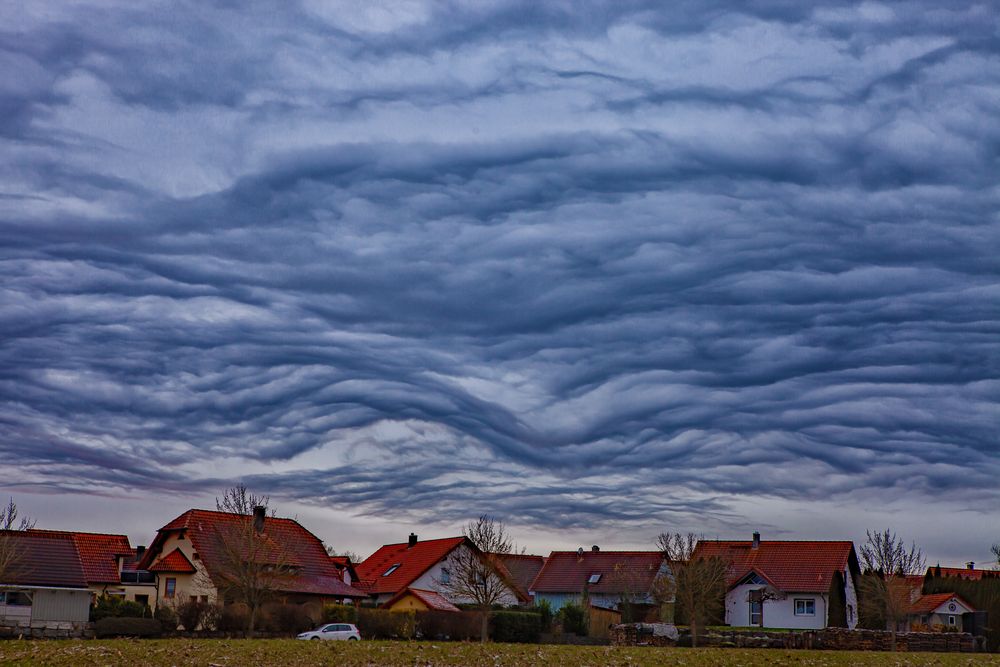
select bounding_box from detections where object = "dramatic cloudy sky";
[1,1,998,563]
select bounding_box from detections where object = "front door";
[749,600,762,626]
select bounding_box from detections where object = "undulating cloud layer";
[1,1,998,547]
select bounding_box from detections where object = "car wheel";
[310,637,320,641]
[348,636,359,641]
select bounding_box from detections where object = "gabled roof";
[910,592,976,615]
[530,551,666,596]
[148,547,196,573]
[139,509,366,598]
[330,556,359,582]
[0,530,89,589]
[692,540,858,594]
[27,529,132,585]
[383,587,461,612]
[496,553,545,598]
[356,537,467,596]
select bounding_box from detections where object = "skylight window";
[588,573,601,584]
[383,564,401,577]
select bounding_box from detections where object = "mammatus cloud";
[1,2,998,545]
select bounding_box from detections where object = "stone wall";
[610,624,981,653]
[0,622,94,639]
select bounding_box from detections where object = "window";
[794,599,816,616]
[749,600,762,626]
[190,595,197,602]
[440,567,451,584]
[193,552,200,560]
[134,595,149,607]
[847,605,854,623]
[1,592,31,606]
[588,573,602,584]
[200,595,209,603]
[165,578,176,598]
[382,564,400,577]
[948,615,956,626]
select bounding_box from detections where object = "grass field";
[0,640,998,666]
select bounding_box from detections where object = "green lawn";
[0,640,997,666]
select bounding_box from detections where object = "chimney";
[408,533,418,549]
[752,531,760,550]
[577,547,584,561]
[967,562,975,570]
[253,506,266,534]
[136,545,146,558]
[592,545,600,552]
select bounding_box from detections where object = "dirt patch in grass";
[0,639,998,667]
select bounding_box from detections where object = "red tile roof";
[0,530,89,589]
[530,551,665,596]
[910,592,976,615]
[357,537,467,596]
[692,540,858,594]
[148,547,197,573]
[330,556,359,583]
[140,509,366,599]
[497,554,545,598]
[384,587,461,612]
[27,529,132,585]
[929,566,999,581]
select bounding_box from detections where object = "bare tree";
[325,545,361,563]
[198,486,296,637]
[0,497,35,585]
[216,484,273,517]
[610,559,660,623]
[438,514,514,642]
[991,543,1000,570]
[656,532,728,647]
[746,586,785,626]
[858,528,926,651]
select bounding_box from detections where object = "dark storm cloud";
[1,1,998,539]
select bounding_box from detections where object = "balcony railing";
[120,571,156,584]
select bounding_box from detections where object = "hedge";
[416,610,480,641]
[559,602,588,636]
[258,603,315,634]
[491,610,541,643]
[357,609,416,639]
[90,595,151,622]
[95,616,163,638]
[322,604,358,624]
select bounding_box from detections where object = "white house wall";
[725,584,827,630]
[406,545,520,607]
[30,589,91,624]
[151,532,217,606]
[845,568,858,630]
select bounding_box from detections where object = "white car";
[297,623,361,641]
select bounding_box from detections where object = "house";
[330,556,359,587]
[529,547,669,614]
[356,533,527,607]
[908,592,976,631]
[137,507,366,608]
[495,553,545,603]
[0,530,92,631]
[383,587,461,613]
[926,563,1000,582]
[693,533,860,630]
[26,529,155,609]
